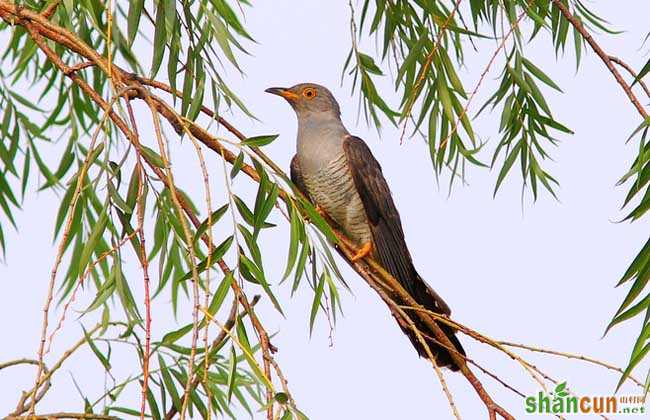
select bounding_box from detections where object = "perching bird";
[266,83,465,370]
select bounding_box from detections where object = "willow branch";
[499,341,644,388]
[550,0,647,118]
[9,323,105,417]
[608,55,650,99]
[163,297,259,420]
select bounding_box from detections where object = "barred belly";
[303,154,372,246]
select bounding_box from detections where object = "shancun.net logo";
[525,382,646,415]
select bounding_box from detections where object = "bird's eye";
[302,88,317,99]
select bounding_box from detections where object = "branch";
[550,0,648,118]
[40,0,61,19]
[499,341,644,388]
[9,323,105,417]
[609,55,650,99]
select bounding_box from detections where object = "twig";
[499,341,644,388]
[40,0,61,19]
[10,323,105,417]
[609,55,650,99]
[142,95,202,420]
[46,229,140,355]
[440,5,529,150]
[125,100,153,420]
[550,0,647,118]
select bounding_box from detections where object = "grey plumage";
[267,83,465,370]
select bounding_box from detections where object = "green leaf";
[159,355,182,411]
[127,0,145,45]
[227,345,237,402]
[282,207,302,280]
[617,342,650,391]
[242,135,279,148]
[494,140,523,196]
[193,204,229,244]
[82,326,111,371]
[309,272,326,335]
[203,272,233,325]
[358,52,383,75]
[140,146,166,168]
[78,205,109,275]
[230,152,245,178]
[522,58,563,92]
[178,236,234,281]
[605,294,649,335]
[275,392,288,404]
[633,58,650,87]
[150,3,167,78]
[239,252,283,315]
[161,323,193,345]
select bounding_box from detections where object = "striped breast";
[302,153,373,246]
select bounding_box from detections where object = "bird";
[266,83,465,370]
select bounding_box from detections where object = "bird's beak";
[265,87,299,101]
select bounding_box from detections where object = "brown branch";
[331,233,513,419]
[40,0,61,19]
[125,101,153,420]
[0,359,51,417]
[10,324,104,417]
[609,55,650,99]
[550,0,648,118]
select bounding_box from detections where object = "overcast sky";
[1,1,649,419]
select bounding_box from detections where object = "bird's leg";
[315,204,327,218]
[350,241,373,262]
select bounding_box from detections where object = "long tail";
[393,273,465,371]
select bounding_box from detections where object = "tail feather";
[396,274,465,371]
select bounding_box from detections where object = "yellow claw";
[315,204,327,217]
[350,241,373,262]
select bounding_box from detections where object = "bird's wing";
[342,135,451,315]
[290,155,310,200]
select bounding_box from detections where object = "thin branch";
[125,101,153,420]
[499,341,644,388]
[550,0,648,118]
[40,0,61,19]
[609,55,650,99]
[440,5,528,150]
[10,324,105,417]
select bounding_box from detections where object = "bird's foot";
[350,241,372,262]
[315,204,327,218]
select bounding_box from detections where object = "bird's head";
[265,83,341,119]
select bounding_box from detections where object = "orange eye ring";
[302,88,317,99]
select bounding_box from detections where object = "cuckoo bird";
[266,83,465,370]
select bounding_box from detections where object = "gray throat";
[296,112,350,175]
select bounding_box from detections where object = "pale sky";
[1,1,649,419]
